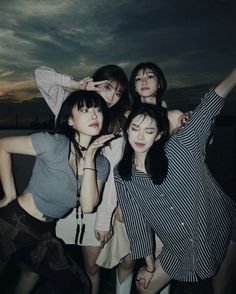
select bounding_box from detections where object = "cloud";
[0,0,235,105]
[0,71,15,78]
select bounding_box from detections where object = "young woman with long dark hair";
[115,69,236,293]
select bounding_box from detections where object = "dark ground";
[1,250,235,294]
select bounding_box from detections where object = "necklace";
[73,148,85,245]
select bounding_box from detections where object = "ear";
[68,116,74,127]
[155,131,162,142]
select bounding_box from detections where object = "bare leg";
[82,246,101,294]
[14,270,40,294]
[137,258,171,294]
[212,242,236,294]
[118,254,135,284]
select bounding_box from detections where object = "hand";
[136,266,155,290]
[77,77,109,91]
[178,111,192,128]
[95,228,113,248]
[85,134,115,159]
[115,205,124,222]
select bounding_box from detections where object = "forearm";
[214,68,236,98]
[80,158,98,213]
[145,254,155,272]
[95,137,124,230]
[0,150,16,206]
[95,178,118,230]
[35,66,72,117]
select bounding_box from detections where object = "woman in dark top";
[114,68,236,293]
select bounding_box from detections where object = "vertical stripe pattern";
[114,89,236,282]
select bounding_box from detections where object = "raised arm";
[35,66,72,117]
[0,136,36,207]
[214,68,236,98]
[35,66,108,119]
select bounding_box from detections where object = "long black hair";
[93,64,131,133]
[56,90,108,157]
[129,62,167,109]
[118,104,169,185]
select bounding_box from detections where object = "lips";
[89,122,99,128]
[141,87,149,91]
[135,142,145,148]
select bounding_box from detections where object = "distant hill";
[0,85,235,128]
[166,84,236,116]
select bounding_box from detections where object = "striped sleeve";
[35,66,71,118]
[114,167,153,260]
[177,89,225,153]
[95,136,125,231]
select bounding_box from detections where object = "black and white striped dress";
[114,89,236,282]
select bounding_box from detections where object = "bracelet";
[83,167,97,172]
[145,266,155,273]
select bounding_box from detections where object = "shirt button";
[160,193,164,197]
[181,222,185,226]
[189,238,193,242]
[170,206,174,210]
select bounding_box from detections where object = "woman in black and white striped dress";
[114,68,236,293]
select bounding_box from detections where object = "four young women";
[0,62,235,294]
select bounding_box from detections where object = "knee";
[21,270,40,281]
[120,255,134,270]
[84,260,100,276]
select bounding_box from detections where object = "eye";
[146,131,154,135]
[135,77,141,82]
[148,74,154,79]
[115,91,121,97]
[80,106,88,113]
[95,107,102,112]
[131,127,139,131]
[105,84,112,91]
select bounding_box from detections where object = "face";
[134,69,160,103]
[127,114,161,155]
[97,80,122,108]
[68,105,103,137]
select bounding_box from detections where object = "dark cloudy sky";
[0,0,236,105]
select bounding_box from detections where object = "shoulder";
[96,153,110,180]
[31,132,68,155]
[168,109,184,133]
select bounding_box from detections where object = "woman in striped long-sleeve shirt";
[114,68,236,293]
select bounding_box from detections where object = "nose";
[109,89,116,101]
[137,130,144,140]
[141,77,147,84]
[91,109,98,119]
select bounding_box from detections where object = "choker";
[77,143,87,151]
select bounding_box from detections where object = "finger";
[83,76,93,82]
[93,80,109,86]
[136,278,145,288]
[94,135,115,146]
[95,232,100,240]
[144,279,150,289]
